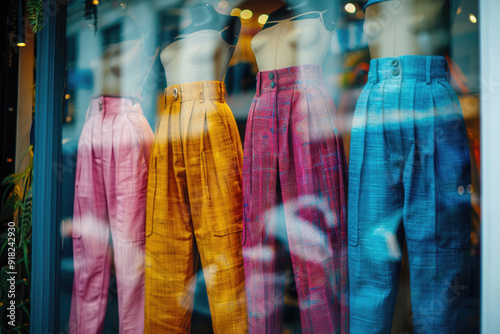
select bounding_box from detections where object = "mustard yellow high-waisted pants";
[144,81,247,333]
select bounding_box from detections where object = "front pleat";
[155,104,172,223]
[173,101,190,210]
[181,101,195,154]
[90,115,100,207]
[302,84,323,330]
[317,86,345,222]
[381,81,392,154]
[206,100,226,152]
[110,113,121,200]
[429,82,442,244]
[409,80,418,159]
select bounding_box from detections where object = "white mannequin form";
[160,3,240,86]
[161,30,235,86]
[251,0,338,71]
[364,0,458,58]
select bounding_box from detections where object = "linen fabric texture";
[144,81,247,333]
[70,96,154,334]
[243,65,349,334]
[348,56,471,333]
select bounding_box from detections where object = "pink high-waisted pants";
[70,96,153,334]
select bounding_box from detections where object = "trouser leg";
[104,111,153,334]
[70,115,112,334]
[144,108,196,333]
[193,101,247,333]
[403,89,471,333]
[282,88,349,334]
[348,91,405,334]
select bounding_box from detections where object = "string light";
[469,14,477,23]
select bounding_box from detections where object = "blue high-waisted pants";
[348,56,471,334]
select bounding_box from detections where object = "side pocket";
[201,151,211,207]
[436,210,471,249]
[201,145,243,237]
[435,176,472,249]
[347,168,360,247]
[242,197,249,246]
[347,214,359,247]
[145,156,157,237]
[346,94,370,248]
[435,105,472,249]
[72,184,82,238]
[72,158,83,238]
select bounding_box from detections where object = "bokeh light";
[240,9,253,20]
[217,1,228,10]
[345,3,356,14]
[258,14,269,25]
[230,8,241,16]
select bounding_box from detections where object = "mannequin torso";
[160,3,240,86]
[364,0,456,58]
[251,1,338,71]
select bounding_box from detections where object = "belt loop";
[219,82,223,102]
[374,59,379,83]
[85,101,92,118]
[99,96,104,113]
[426,57,432,84]
[164,89,167,108]
[445,58,450,82]
[199,83,204,102]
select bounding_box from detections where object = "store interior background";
[55,0,481,333]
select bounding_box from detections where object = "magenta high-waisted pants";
[70,96,153,334]
[242,65,349,333]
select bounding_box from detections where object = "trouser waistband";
[87,96,143,117]
[256,64,325,96]
[367,55,450,83]
[164,81,227,106]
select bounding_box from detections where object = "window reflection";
[59,1,480,333]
